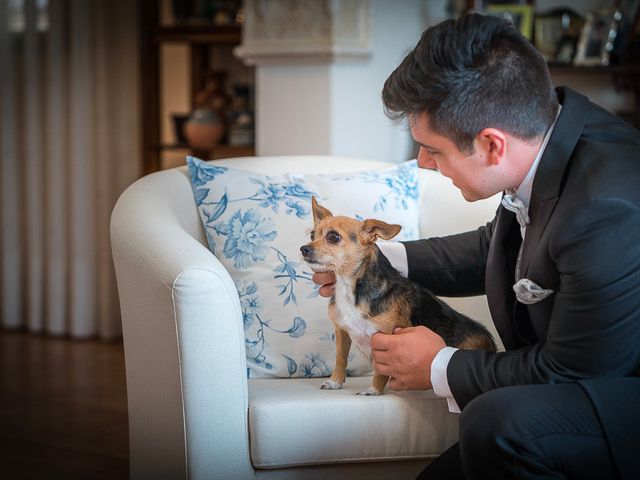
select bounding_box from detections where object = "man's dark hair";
[382,13,558,153]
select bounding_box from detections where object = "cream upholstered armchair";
[110,156,501,480]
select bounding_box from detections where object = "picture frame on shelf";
[555,36,579,64]
[574,9,622,66]
[534,8,584,63]
[486,3,534,40]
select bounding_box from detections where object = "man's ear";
[311,196,333,224]
[476,128,507,165]
[361,219,402,244]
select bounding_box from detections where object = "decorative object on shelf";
[211,0,242,25]
[555,36,579,64]
[574,8,622,66]
[172,113,189,145]
[195,70,231,116]
[184,70,231,151]
[534,8,584,63]
[228,85,255,147]
[486,3,534,40]
[184,107,225,151]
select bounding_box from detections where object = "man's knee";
[458,384,553,465]
[460,386,529,444]
[457,386,550,477]
[457,385,616,479]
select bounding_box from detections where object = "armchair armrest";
[111,168,255,479]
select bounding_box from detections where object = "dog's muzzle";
[300,245,314,259]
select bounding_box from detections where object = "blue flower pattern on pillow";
[238,281,261,329]
[250,178,315,218]
[187,158,227,205]
[214,209,278,270]
[238,280,310,372]
[333,161,419,213]
[186,156,420,378]
[272,247,315,306]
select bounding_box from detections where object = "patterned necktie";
[501,194,530,280]
[501,194,529,229]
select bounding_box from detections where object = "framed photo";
[574,9,621,66]
[487,4,534,40]
[534,8,584,62]
[555,36,578,64]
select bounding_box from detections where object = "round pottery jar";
[184,107,225,151]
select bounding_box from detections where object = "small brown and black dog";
[300,197,496,395]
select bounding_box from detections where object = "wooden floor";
[0,330,129,479]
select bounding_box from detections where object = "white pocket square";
[513,278,554,305]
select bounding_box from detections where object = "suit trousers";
[417,383,619,479]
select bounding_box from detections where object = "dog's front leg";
[357,372,389,396]
[321,312,351,390]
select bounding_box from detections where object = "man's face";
[410,112,497,202]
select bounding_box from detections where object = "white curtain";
[0,0,141,339]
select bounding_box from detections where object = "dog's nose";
[300,245,312,257]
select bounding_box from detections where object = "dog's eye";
[326,230,341,244]
[310,231,316,241]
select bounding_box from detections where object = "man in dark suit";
[314,13,640,479]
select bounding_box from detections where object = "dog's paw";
[356,387,383,396]
[321,379,343,390]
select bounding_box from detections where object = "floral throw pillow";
[186,156,420,378]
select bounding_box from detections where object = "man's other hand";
[312,271,336,297]
[371,326,446,391]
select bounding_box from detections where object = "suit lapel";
[519,198,557,278]
[519,87,588,278]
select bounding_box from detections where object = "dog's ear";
[311,196,333,224]
[361,219,402,243]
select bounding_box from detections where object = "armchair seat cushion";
[248,377,459,469]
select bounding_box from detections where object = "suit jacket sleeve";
[448,198,640,409]
[402,218,495,297]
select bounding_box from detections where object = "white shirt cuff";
[431,346,461,414]
[376,240,408,277]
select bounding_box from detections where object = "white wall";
[328,0,438,162]
[256,0,440,162]
[256,64,332,156]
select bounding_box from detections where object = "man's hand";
[312,271,336,297]
[371,326,446,391]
